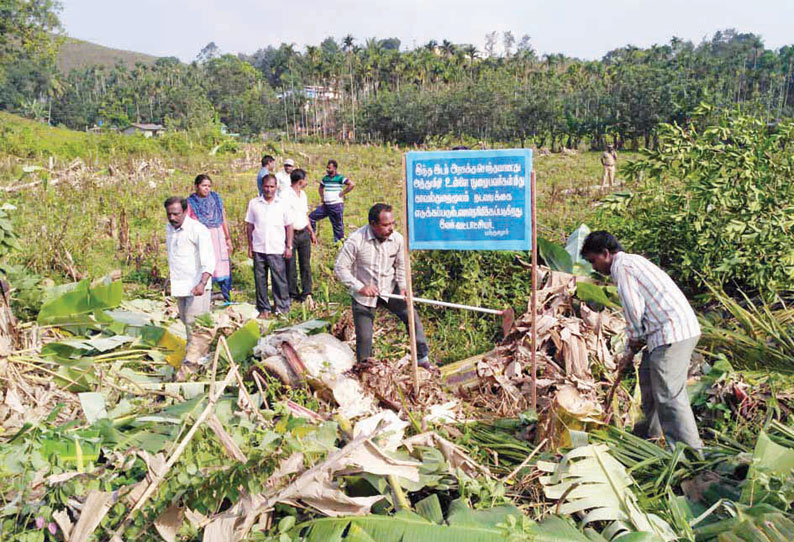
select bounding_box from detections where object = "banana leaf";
[566,224,593,271]
[538,237,573,274]
[576,282,621,310]
[531,515,594,541]
[78,392,108,424]
[92,418,173,453]
[693,504,794,541]
[740,431,794,505]
[54,359,98,392]
[139,324,186,368]
[220,319,261,362]
[415,494,444,524]
[538,444,676,541]
[295,507,594,542]
[41,334,135,360]
[296,510,506,542]
[296,499,523,542]
[37,279,122,325]
[40,435,101,467]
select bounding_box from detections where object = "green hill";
[56,37,161,73]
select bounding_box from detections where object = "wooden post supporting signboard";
[401,155,420,394]
[530,170,538,411]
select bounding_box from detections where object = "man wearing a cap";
[601,144,618,189]
[276,159,295,196]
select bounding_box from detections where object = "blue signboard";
[405,149,533,251]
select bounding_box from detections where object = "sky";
[60,0,794,62]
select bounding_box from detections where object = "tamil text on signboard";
[405,149,533,251]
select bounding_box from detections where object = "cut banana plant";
[294,497,595,542]
[537,444,677,541]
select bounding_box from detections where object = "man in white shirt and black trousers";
[283,168,317,305]
[245,174,294,318]
[164,196,215,356]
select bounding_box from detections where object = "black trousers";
[287,228,313,300]
[253,252,290,313]
[352,292,429,363]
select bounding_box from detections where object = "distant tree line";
[1,1,793,147]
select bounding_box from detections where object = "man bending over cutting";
[581,231,702,451]
[334,203,432,368]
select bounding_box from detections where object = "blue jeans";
[213,276,232,302]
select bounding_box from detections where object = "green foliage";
[292,499,591,542]
[412,250,531,360]
[6,22,794,146]
[538,237,573,273]
[36,278,122,325]
[596,107,794,298]
[0,111,226,160]
[693,504,794,542]
[220,319,261,362]
[0,203,22,257]
[0,0,61,80]
[699,286,794,372]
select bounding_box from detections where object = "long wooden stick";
[503,438,547,483]
[603,370,625,425]
[401,154,420,395]
[530,170,538,411]
[220,336,270,428]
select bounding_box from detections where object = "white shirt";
[275,170,292,196]
[166,215,215,297]
[611,251,700,350]
[282,187,309,231]
[245,196,293,254]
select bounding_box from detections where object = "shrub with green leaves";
[0,203,21,257]
[596,105,794,298]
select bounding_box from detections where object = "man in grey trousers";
[582,231,702,450]
[245,174,294,318]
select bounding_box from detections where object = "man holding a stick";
[581,231,702,451]
[334,203,432,368]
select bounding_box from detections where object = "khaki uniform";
[601,150,617,187]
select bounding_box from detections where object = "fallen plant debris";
[449,266,629,442]
[353,355,453,413]
[4,267,794,542]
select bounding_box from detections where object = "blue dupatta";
[187,191,225,228]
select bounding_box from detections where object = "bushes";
[0,112,235,161]
[595,106,794,298]
[412,250,533,360]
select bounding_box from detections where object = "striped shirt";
[334,225,406,307]
[611,252,700,350]
[321,174,350,204]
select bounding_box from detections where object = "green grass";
[0,113,637,361]
[0,111,228,168]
